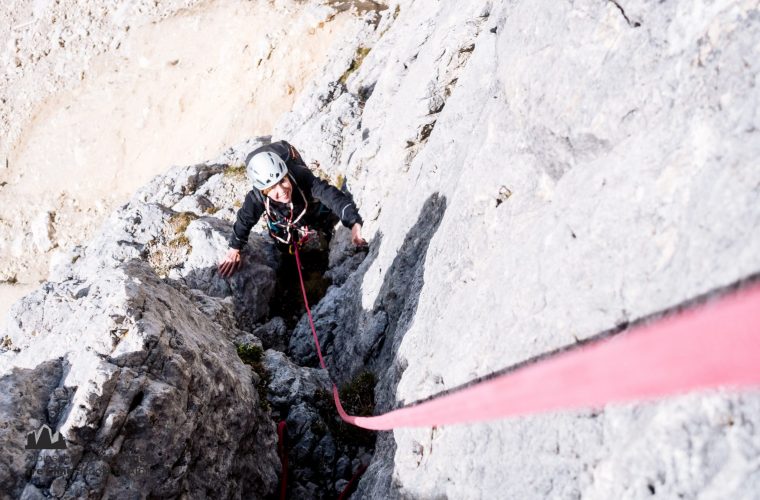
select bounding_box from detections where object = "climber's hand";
[218,248,242,278]
[351,223,368,248]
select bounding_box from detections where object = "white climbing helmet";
[247,151,288,190]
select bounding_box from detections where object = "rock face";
[274,0,760,498]
[0,144,283,498]
[3,0,760,499]
[0,132,377,498]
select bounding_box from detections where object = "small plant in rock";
[339,46,371,85]
[168,234,190,248]
[314,371,376,448]
[169,211,197,234]
[340,371,376,417]
[224,164,247,180]
[146,211,196,278]
[236,343,271,411]
[1,335,14,350]
[335,173,346,191]
[237,343,264,364]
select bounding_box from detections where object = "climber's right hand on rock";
[218,248,242,278]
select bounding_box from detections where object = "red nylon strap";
[294,244,760,430]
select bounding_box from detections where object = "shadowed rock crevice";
[368,193,448,406]
[356,193,448,497]
[284,193,447,497]
[287,193,448,385]
[253,227,378,498]
[241,197,450,498]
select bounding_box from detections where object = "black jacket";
[229,141,363,249]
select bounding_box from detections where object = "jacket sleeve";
[292,165,364,228]
[229,191,264,249]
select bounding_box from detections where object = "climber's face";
[265,175,293,203]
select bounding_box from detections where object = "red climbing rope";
[276,421,288,500]
[337,463,368,500]
[294,241,760,431]
[276,407,365,500]
[293,237,327,370]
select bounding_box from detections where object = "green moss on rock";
[314,371,376,448]
[237,343,270,411]
[224,164,247,180]
[339,46,371,85]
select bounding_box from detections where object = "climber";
[217,140,367,279]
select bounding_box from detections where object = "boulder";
[0,260,280,499]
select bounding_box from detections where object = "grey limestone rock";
[325,225,370,287]
[265,350,332,412]
[1,259,280,499]
[264,350,374,498]
[4,0,760,498]
[271,0,760,498]
[253,317,289,352]
[1,139,288,499]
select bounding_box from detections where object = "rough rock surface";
[0,126,380,498]
[264,350,374,498]
[0,147,286,498]
[275,0,760,498]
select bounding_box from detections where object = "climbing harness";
[264,175,309,246]
[287,228,318,255]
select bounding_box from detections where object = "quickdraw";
[288,226,315,255]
